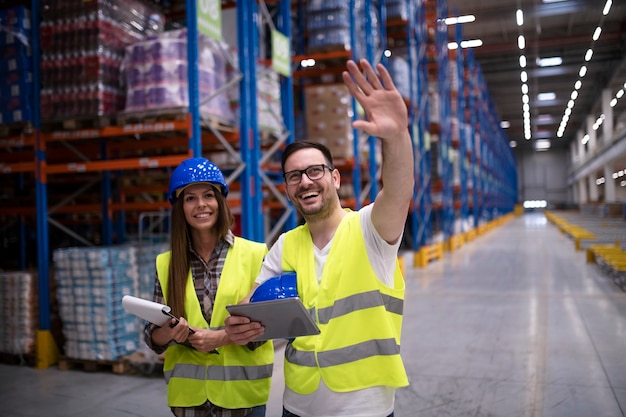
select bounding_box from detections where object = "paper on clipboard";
[226,298,320,342]
[122,295,174,327]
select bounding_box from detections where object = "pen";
[162,307,196,334]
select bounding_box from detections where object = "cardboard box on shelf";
[304,84,354,159]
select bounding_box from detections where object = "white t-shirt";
[255,204,402,417]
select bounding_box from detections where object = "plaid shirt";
[144,231,262,417]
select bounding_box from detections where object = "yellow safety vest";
[156,237,273,408]
[281,210,408,394]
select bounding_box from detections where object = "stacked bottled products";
[39,0,164,121]
[306,0,379,58]
[0,6,33,125]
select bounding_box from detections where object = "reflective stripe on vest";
[317,290,404,324]
[165,362,273,381]
[281,210,409,394]
[156,237,274,408]
[286,337,401,368]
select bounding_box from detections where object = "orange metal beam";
[1,161,36,174]
[0,134,35,148]
[292,50,351,62]
[41,118,190,142]
[45,154,191,175]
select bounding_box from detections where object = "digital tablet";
[226,298,320,341]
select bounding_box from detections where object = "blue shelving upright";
[456,44,469,233]
[404,0,432,252]
[471,60,517,224]
[466,48,480,229]
[415,0,432,251]
[435,0,454,245]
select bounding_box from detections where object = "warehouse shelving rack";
[411,0,518,266]
[291,0,383,213]
[0,0,298,367]
[468,57,517,230]
[448,10,469,251]
[412,0,435,260]
[463,47,479,242]
[0,0,521,365]
[467,51,483,230]
[435,0,454,251]
[384,0,437,265]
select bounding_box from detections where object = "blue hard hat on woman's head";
[168,157,229,205]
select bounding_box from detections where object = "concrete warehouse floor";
[1,212,625,417]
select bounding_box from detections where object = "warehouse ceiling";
[445,0,626,153]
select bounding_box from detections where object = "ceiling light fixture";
[538,92,556,101]
[460,39,483,48]
[556,1,611,140]
[445,15,476,25]
[447,40,483,50]
[611,87,624,108]
[593,27,602,41]
[537,57,562,67]
[516,8,531,141]
[535,139,551,150]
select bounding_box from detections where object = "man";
[225,59,414,417]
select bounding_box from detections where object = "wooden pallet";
[58,356,132,374]
[0,351,36,367]
[57,351,165,376]
[41,116,115,132]
[200,115,237,133]
[121,351,164,376]
[118,107,237,134]
[0,121,33,138]
[116,107,189,125]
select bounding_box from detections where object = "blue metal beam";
[186,0,201,157]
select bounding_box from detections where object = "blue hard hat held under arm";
[250,272,298,302]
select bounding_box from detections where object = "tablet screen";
[226,298,320,341]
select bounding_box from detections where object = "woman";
[144,157,272,417]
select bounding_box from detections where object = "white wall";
[515,147,570,207]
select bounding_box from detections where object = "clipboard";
[122,295,195,333]
[226,298,320,342]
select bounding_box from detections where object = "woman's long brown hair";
[167,188,234,318]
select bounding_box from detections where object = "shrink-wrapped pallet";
[0,271,37,355]
[53,245,139,361]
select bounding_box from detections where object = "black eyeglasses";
[283,164,333,185]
